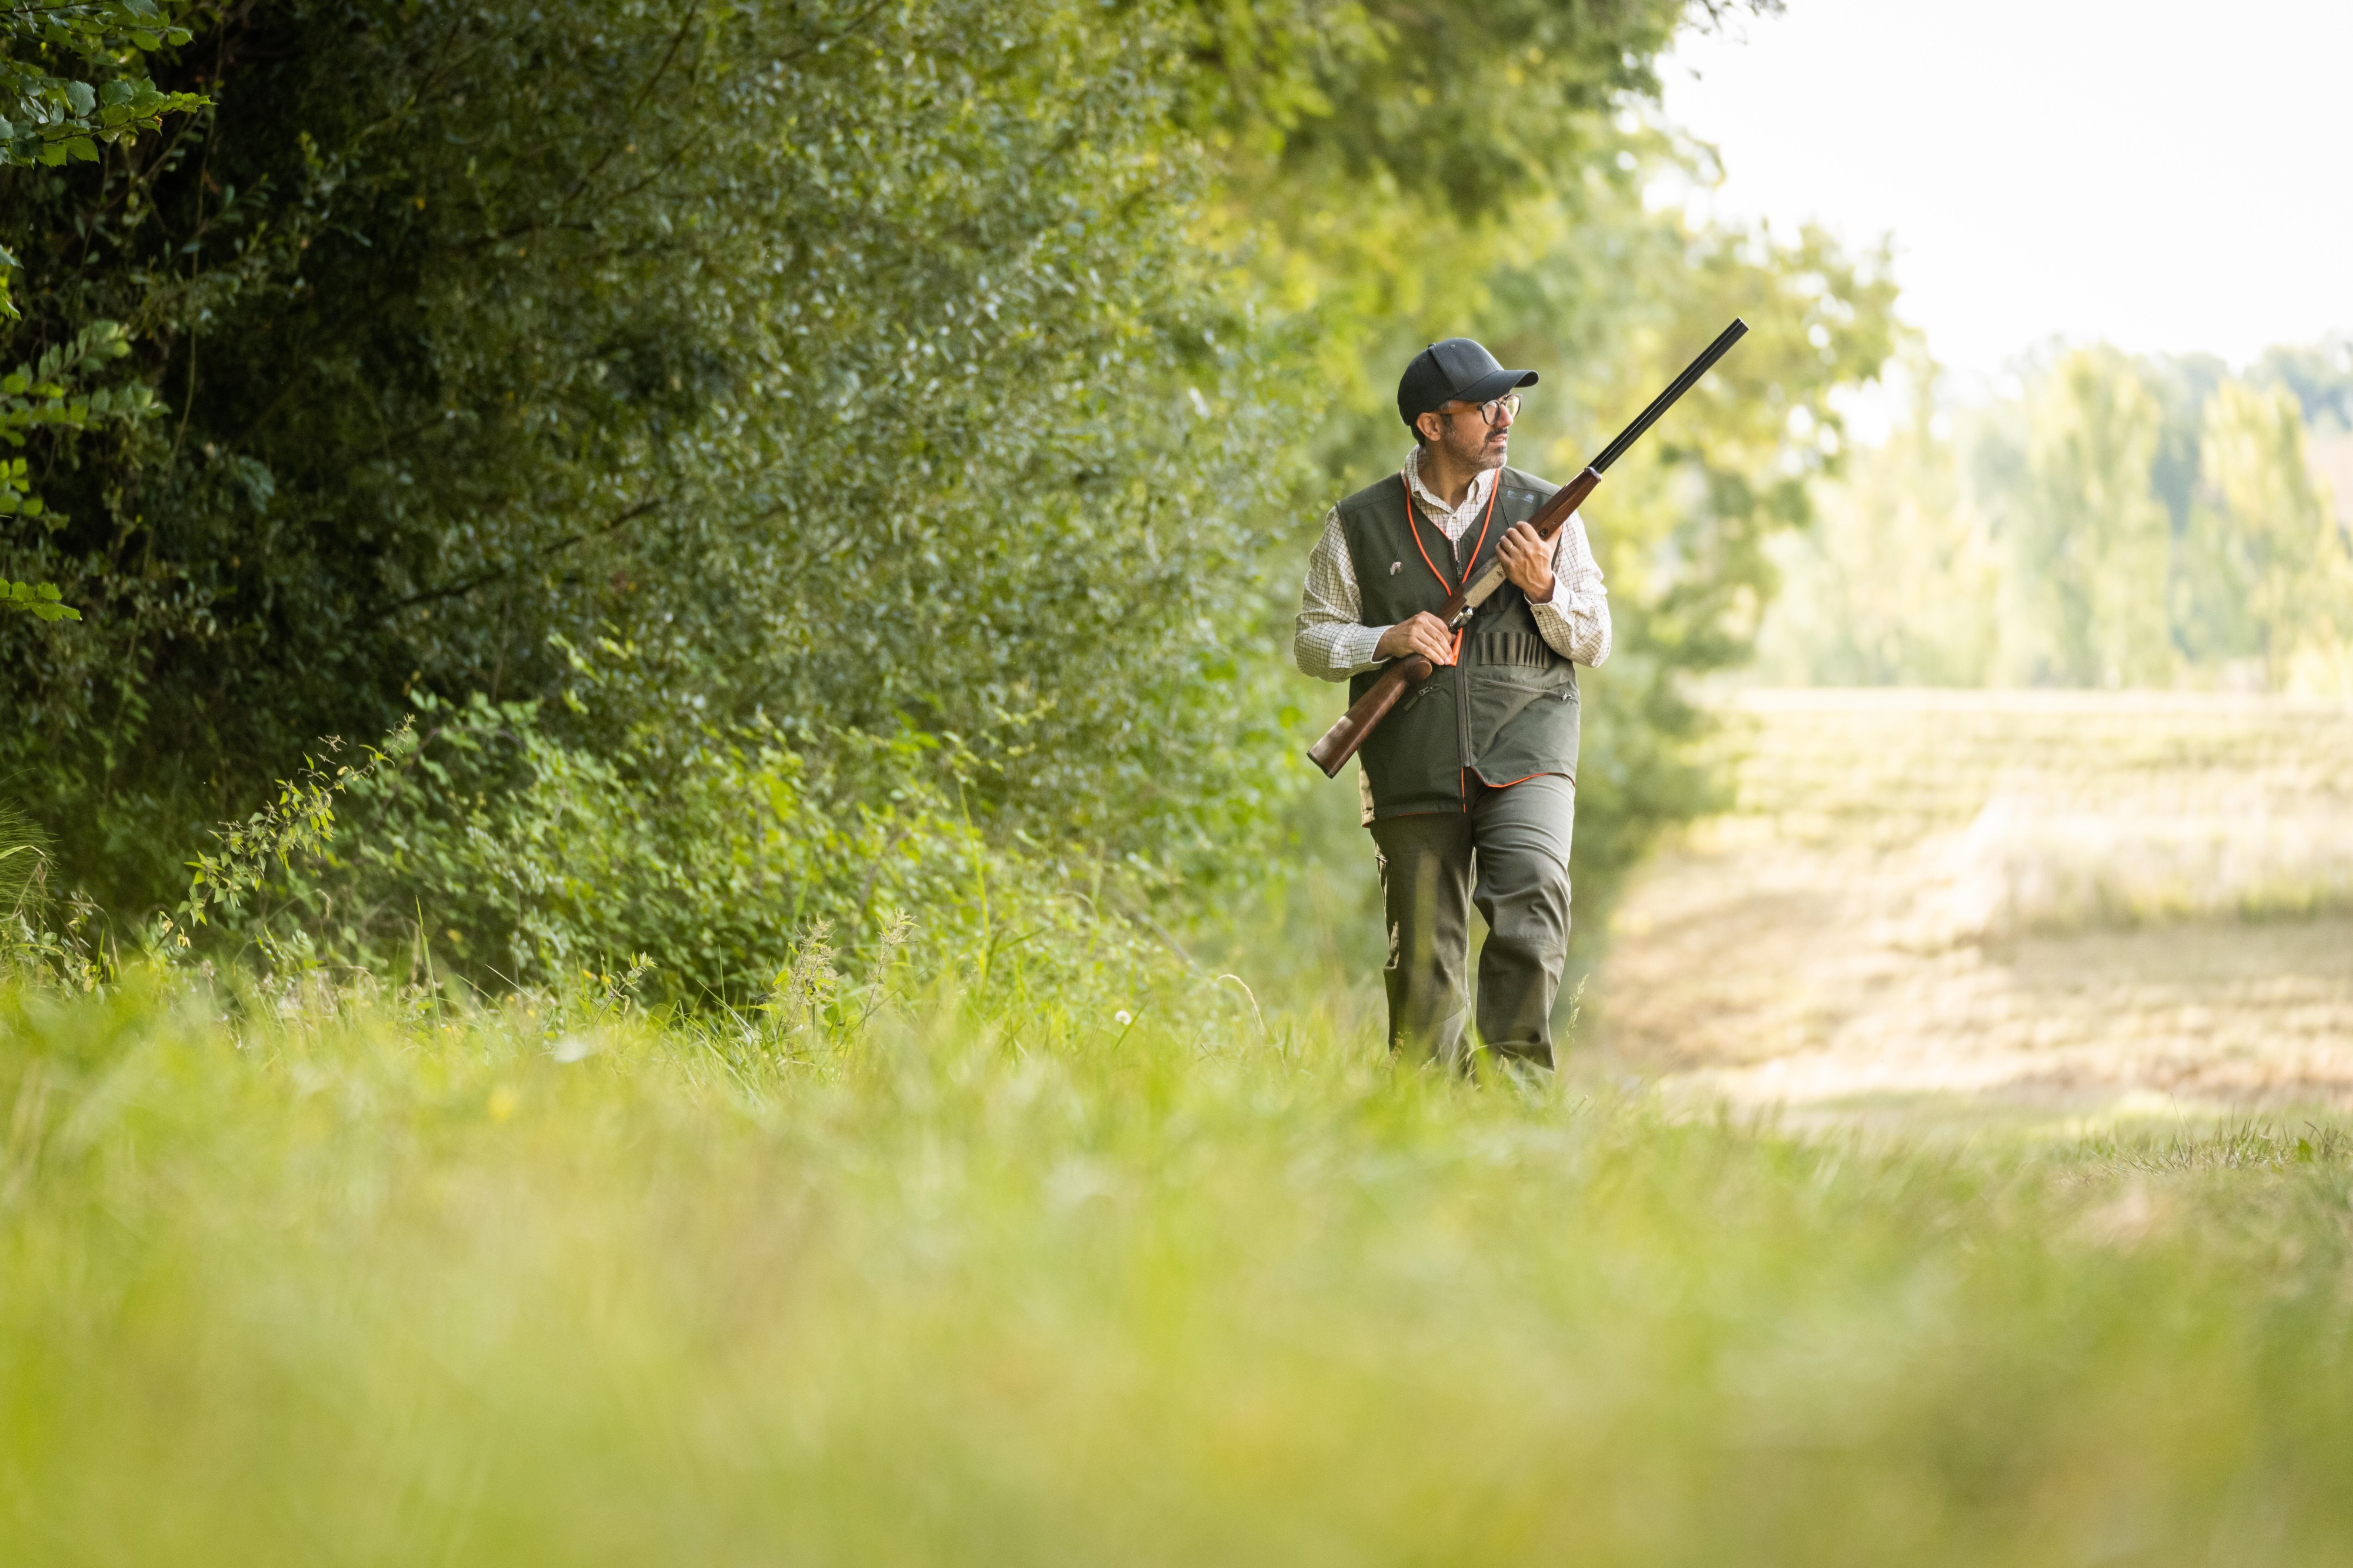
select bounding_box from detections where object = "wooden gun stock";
[1306,654,1433,776]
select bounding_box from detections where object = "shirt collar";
[1404,446,1498,518]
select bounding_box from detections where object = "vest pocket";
[1465,660,1577,762]
[1359,678,1464,814]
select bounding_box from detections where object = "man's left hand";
[1496,522,1555,603]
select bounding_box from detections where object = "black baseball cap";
[1397,338,1538,430]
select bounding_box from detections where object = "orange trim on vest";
[1459,770,1569,812]
[1400,465,1499,601]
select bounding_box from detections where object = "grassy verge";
[4,974,2351,1564]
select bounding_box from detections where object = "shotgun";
[1305,318,1750,778]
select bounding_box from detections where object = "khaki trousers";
[1368,774,1576,1069]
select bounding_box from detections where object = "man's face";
[1423,398,1514,472]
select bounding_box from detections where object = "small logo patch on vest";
[1389,560,1402,575]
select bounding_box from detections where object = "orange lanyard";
[1399,468,1498,664]
[1401,466,1498,593]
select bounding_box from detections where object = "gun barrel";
[1588,318,1748,475]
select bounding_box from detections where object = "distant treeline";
[1761,338,2353,694]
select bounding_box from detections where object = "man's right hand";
[1375,612,1456,666]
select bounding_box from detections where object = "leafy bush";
[4,0,1291,918]
[169,666,1192,1009]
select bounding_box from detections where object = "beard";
[1441,419,1507,473]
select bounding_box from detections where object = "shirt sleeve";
[1527,510,1612,667]
[1294,506,1390,680]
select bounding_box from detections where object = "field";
[9,690,2353,1563]
[1594,690,2353,1123]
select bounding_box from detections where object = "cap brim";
[1454,367,1538,406]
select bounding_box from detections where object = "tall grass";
[5,970,2352,1564]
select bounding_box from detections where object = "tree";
[2188,379,2351,690]
[1997,348,2173,688]
[1754,353,1999,688]
[2253,335,2353,436]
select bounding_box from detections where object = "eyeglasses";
[1441,393,1522,428]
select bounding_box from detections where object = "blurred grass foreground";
[9,975,2353,1564]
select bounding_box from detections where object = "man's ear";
[1413,410,1442,446]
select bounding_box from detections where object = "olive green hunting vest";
[1339,465,1581,819]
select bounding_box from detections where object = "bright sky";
[1658,0,2353,388]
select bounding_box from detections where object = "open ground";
[1591,689,2353,1125]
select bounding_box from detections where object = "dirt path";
[1587,690,2353,1122]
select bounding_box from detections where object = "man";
[1294,338,1611,1070]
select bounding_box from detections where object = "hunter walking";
[1295,339,1611,1070]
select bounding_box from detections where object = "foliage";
[0,0,197,618]
[2254,332,2353,435]
[8,974,2353,1559]
[0,316,153,625]
[0,0,204,176]
[151,663,1198,1008]
[1190,0,1737,220]
[0,795,46,922]
[0,796,106,987]
[2,0,1302,926]
[4,0,1891,998]
[1,576,78,619]
[2,316,152,455]
[1752,357,1998,687]
[2182,380,2352,689]
[156,722,411,952]
[2001,348,2175,688]
[1761,341,2353,696]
